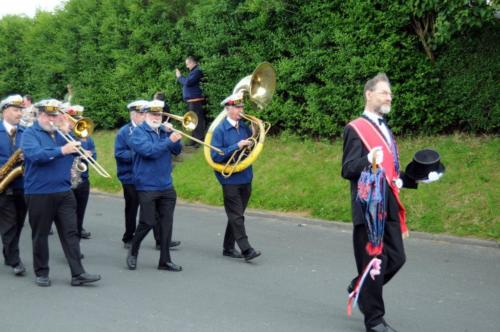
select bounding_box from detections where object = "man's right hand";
[238,139,253,149]
[61,141,81,155]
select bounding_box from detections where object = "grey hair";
[364,73,390,102]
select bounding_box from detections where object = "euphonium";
[0,149,24,193]
[204,62,275,178]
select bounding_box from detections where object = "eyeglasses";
[373,90,393,97]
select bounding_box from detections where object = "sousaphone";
[204,62,276,177]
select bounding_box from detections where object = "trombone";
[162,111,223,155]
[49,121,112,178]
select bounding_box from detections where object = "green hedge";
[0,0,498,136]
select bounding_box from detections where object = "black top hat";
[405,149,445,181]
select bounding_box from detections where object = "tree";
[408,0,495,62]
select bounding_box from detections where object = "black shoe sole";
[157,266,182,272]
[244,252,261,261]
[71,278,100,286]
[36,279,51,287]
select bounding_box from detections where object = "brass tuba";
[204,62,275,177]
[0,149,24,193]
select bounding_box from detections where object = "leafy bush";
[0,0,497,136]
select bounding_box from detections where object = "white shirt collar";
[226,117,238,128]
[363,109,383,124]
[3,120,15,133]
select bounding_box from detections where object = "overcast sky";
[0,0,66,18]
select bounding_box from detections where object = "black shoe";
[127,251,137,270]
[243,248,261,261]
[71,272,101,286]
[170,240,181,248]
[80,229,91,239]
[158,262,182,272]
[35,276,51,287]
[123,242,131,249]
[366,321,398,332]
[223,249,243,258]
[13,262,26,276]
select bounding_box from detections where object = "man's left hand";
[175,68,181,78]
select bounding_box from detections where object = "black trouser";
[121,183,140,243]
[130,189,176,265]
[186,100,206,144]
[0,190,26,267]
[222,183,252,253]
[353,221,406,329]
[121,183,160,245]
[72,178,90,236]
[25,191,85,277]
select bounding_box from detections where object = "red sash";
[348,117,408,237]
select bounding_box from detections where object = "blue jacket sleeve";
[210,129,240,163]
[114,129,133,163]
[21,131,63,164]
[130,129,171,159]
[177,69,203,87]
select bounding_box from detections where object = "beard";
[378,105,391,114]
[146,118,161,129]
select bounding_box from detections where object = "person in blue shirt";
[0,95,27,276]
[210,92,261,262]
[126,100,183,272]
[115,100,148,248]
[65,105,95,240]
[21,99,101,287]
[176,56,206,147]
[115,101,182,251]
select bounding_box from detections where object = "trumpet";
[49,121,111,178]
[162,111,223,155]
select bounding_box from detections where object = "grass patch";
[89,131,499,241]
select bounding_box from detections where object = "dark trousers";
[186,101,206,144]
[0,191,27,266]
[72,179,90,236]
[222,183,252,253]
[25,191,85,277]
[121,183,140,243]
[130,189,176,265]
[121,183,161,245]
[353,221,406,328]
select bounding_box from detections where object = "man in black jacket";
[341,73,418,332]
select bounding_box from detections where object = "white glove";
[367,146,383,165]
[419,171,443,184]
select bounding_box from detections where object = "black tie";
[9,128,16,146]
[378,118,387,126]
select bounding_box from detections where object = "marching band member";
[126,100,183,272]
[0,95,27,276]
[21,94,36,127]
[210,92,261,261]
[115,100,148,248]
[65,105,94,240]
[341,73,417,332]
[115,101,181,250]
[21,99,101,287]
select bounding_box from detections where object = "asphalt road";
[0,194,498,332]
